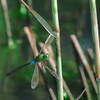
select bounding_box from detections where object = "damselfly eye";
[43,55,45,58]
[45,55,48,58]
[44,54,50,60]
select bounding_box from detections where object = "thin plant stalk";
[87,48,96,79]
[51,0,60,32]
[89,0,100,78]
[1,0,12,38]
[1,0,15,91]
[89,0,100,99]
[70,35,97,93]
[51,0,63,100]
[72,40,91,100]
[63,79,74,100]
[76,88,87,100]
[24,27,38,56]
[78,65,92,100]
[1,0,15,48]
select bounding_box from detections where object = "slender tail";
[7,61,35,76]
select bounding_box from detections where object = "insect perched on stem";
[7,0,59,89]
[7,35,59,89]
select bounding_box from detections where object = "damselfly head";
[43,53,50,60]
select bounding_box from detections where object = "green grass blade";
[20,0,54,36]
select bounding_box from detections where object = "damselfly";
[7,34,59,89]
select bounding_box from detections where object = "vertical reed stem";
[51,0,63,100]
[89,0,100,99]
[1,0,16,49]
[1,0,12,38]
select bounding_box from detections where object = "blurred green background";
[0,0,100,100]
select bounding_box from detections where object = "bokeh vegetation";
[0,0,100,100]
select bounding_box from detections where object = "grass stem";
[51,0,63,100]
[89,0,100,99]
[1,0,12,38]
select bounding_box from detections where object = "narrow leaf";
[20,0,55,36]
